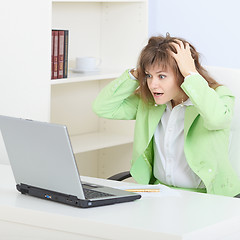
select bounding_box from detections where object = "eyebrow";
[145,70,166,74]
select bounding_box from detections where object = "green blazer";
[93,70,240,197]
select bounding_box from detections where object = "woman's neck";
[171,93,188,108]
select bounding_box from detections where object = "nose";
[148,76,159,90]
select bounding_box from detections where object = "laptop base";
[17,183,140,208]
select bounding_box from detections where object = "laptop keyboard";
[83,188,114,199]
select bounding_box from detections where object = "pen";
[125,189,160,193]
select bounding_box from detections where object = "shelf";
[50,69,124,85]
[70,132,133,153]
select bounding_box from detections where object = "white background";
[148,0,240,69]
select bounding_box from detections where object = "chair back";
[206,66,240,177]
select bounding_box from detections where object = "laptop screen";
[0,115,85,199]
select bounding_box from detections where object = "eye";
[145,73,152,78]
[159,74,166,79]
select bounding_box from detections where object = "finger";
[167,47,177,58]
[184,43,193,56]
[178,40,185,49]
[167,49,179,64]
[168,42,180,54]
[171,41,181,50]
[173,39,185,49]
[185,42,190,50]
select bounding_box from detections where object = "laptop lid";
[0,115,86,199]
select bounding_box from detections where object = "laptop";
[0,115,141,208]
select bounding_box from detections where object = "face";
[145,63,185,107]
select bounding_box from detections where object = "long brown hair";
[136,34,221,103]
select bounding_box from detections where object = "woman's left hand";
[169,40,198,78]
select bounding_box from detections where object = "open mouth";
[153,92,164,97]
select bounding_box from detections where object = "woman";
[93,34,240,197]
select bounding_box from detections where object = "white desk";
[1,164,240,240]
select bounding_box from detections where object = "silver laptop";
[0,115,141,208]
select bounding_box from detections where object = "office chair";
[208,66,240,179]
[108,171,131,181]
[108,66,240,181]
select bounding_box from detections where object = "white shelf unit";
[51,0,148,178]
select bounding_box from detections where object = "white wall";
[0,0,51,164]
[148,0,240,69]
[0,0,51,120]
[148,1,240,171]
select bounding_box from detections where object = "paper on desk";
[117,183,181,198]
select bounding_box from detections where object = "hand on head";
[169,40,198,78]
[130,68,138,79]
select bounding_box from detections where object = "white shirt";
[153,99,205,189]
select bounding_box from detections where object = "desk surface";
[1,164,240,240]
